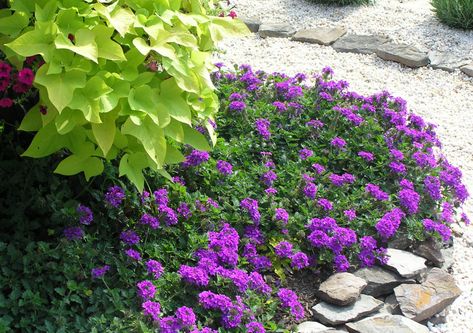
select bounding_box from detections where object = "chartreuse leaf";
[55,108,86,134]
[159,77,191,125]
[91,25,126,61]
[0,10,30,36]
[22,121,65,158]
[164,144,185,164]
[35,0,57,22]
[55,155,104,180]
[209,17,250,41]
[18,105,42,132]
[5,28,54,60]
[164,119,185,142]
[94,3,135,37]
[128,85,157,113]
[34,65,87,113]
[119,152,149,192]
[54,29,98,63]
[122,117,167,168]
[92,113,116,156]
[182,124,210,151]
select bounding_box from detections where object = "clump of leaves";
[0,0,248,191]
[432,0,473,30]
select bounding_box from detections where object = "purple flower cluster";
[105,186,125,207]
[182,150,210,168]
[329,173,355,187]
[277,288,304,320]
[146,259,164,279]
[91,265,110,279]
[142,300,161,321]
[178,265,209,287]
[140,213,159,229]
[64,226,84,241]
[398,188,420,215]
[375,208,405,239]
[261,170,277,186]
[77,204,93,225]
[240,198,261,224]
[318,198,333,211]
[358,151,375,162]
[216,160,233,176]
[424,176,442,201]
[120,230,140,245]
[299,148,313,160]
[423,219,451,242]
[330,137,346,149]
[254,118,271,140]
[290,252,309,270]
[137,280,156,300]
[275,241,293,258]
[125,248,142,261]
[344,209,357,221]
[303,182,317,199]
[365,184,389,201]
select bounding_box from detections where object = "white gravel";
[213,1,473,332]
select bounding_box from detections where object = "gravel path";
[213,1,473,332]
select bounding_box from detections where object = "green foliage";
[307,0,373,6]
[0,0,249,191]
[432,0,473,30]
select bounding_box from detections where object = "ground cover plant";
[1,63,469,332]
[432,0,473,30]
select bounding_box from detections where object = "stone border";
[240,17,473,78]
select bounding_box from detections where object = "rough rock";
[258,23,296,38]
[385,248,427,278]
[345,314,429,333]
[382,294,401,315]
[375,43,429,68]
[354,267,414,297]
[296,321,332,332]
[312,294,383,326]
[239,16,262,33]
[428,51,470,72]
[332,35,391,54]
[394,268,461,322]
[460,63,473,77]
[440,246,454,272]
[292,26,347,46]
[412,238,444,267]
[317,272,367,306]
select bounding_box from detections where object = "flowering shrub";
[0,64,469,332]
[0,0,248,190]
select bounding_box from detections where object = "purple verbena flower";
[255,118,271,140]
[216,160,233,176]
[77,204,93,225]
[120,230,140,245]
[137,280,156,300]
[146,259,164,279]
[105,186,125,207]
[91,265,110,279]
[64,226,84,241]
[142,301,160,321]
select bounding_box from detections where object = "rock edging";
[239,16,473,78]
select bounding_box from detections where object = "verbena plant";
[0,0,248,191]
[432,0,473,30]
[2,65,467,332]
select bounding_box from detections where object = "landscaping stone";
[428,51,470,72]
[239,16,262,33]
[384,248,427,278]
[387,233,413,250]
[412,238,444,267]
[354,267,414,297]
[312,294,383,326]
[292,26,347,46]
[345,314,429,333]
[460,62,473,77]
[258,23,296,38]
[394,268,461,322]
[375,43,429,68]
[440,246,454,272]
[296,321,332,332]
[317,272,367,306]
[382,294,401,315]
[332,35,391,54]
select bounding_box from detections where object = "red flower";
[0,61,11,78]
[228,10,237,19]
[0,98,13,108]
[40,105,47,115]
[18,68,34,86]
[0,78,9,92]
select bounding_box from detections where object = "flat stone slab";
[394,268,461,322]
[381,294,402,315]
[376,43,429,68]
[354,267,414,297]
[292,26,347,46]
[312,294,383,326]
[318,272,367,306]
[412,238,444,267]
[384,248,427,278]
[259,23,296,38]
[239,16,262,33]
[428,51,470,73]
[332,35,391,54]
[345,314,429,333]
[296,321,332,332]
[461,63,473,77]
